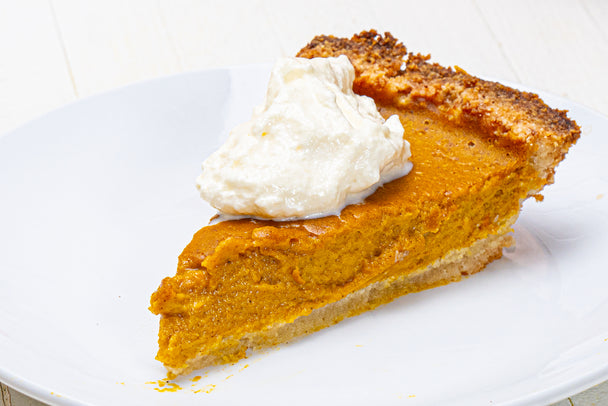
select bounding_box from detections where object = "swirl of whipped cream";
[196,55,412,220]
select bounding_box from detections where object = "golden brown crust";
[298,30,581,184]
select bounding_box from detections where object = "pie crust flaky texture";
[150,30,580,377]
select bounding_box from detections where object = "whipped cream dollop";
[196,55,412,220]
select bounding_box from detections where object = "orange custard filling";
[149,30,580,376]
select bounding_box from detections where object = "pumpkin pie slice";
[150,30,580,377]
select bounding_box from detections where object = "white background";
[0,1,607,405]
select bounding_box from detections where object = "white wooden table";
[1,1,607,405]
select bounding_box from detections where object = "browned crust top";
[297,30,580,161]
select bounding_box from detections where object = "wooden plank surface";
[1,1,607,405]
[0,0,74,134]
[158,0,282,69]
[51,0,181,97]
[476,0,608,114]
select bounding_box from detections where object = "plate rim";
[0,64,606,406]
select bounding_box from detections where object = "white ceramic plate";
[0,66,607,406]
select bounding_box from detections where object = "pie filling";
[150,104,542,371]
[149,30,580,375]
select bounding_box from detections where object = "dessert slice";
[150,30,580,377]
